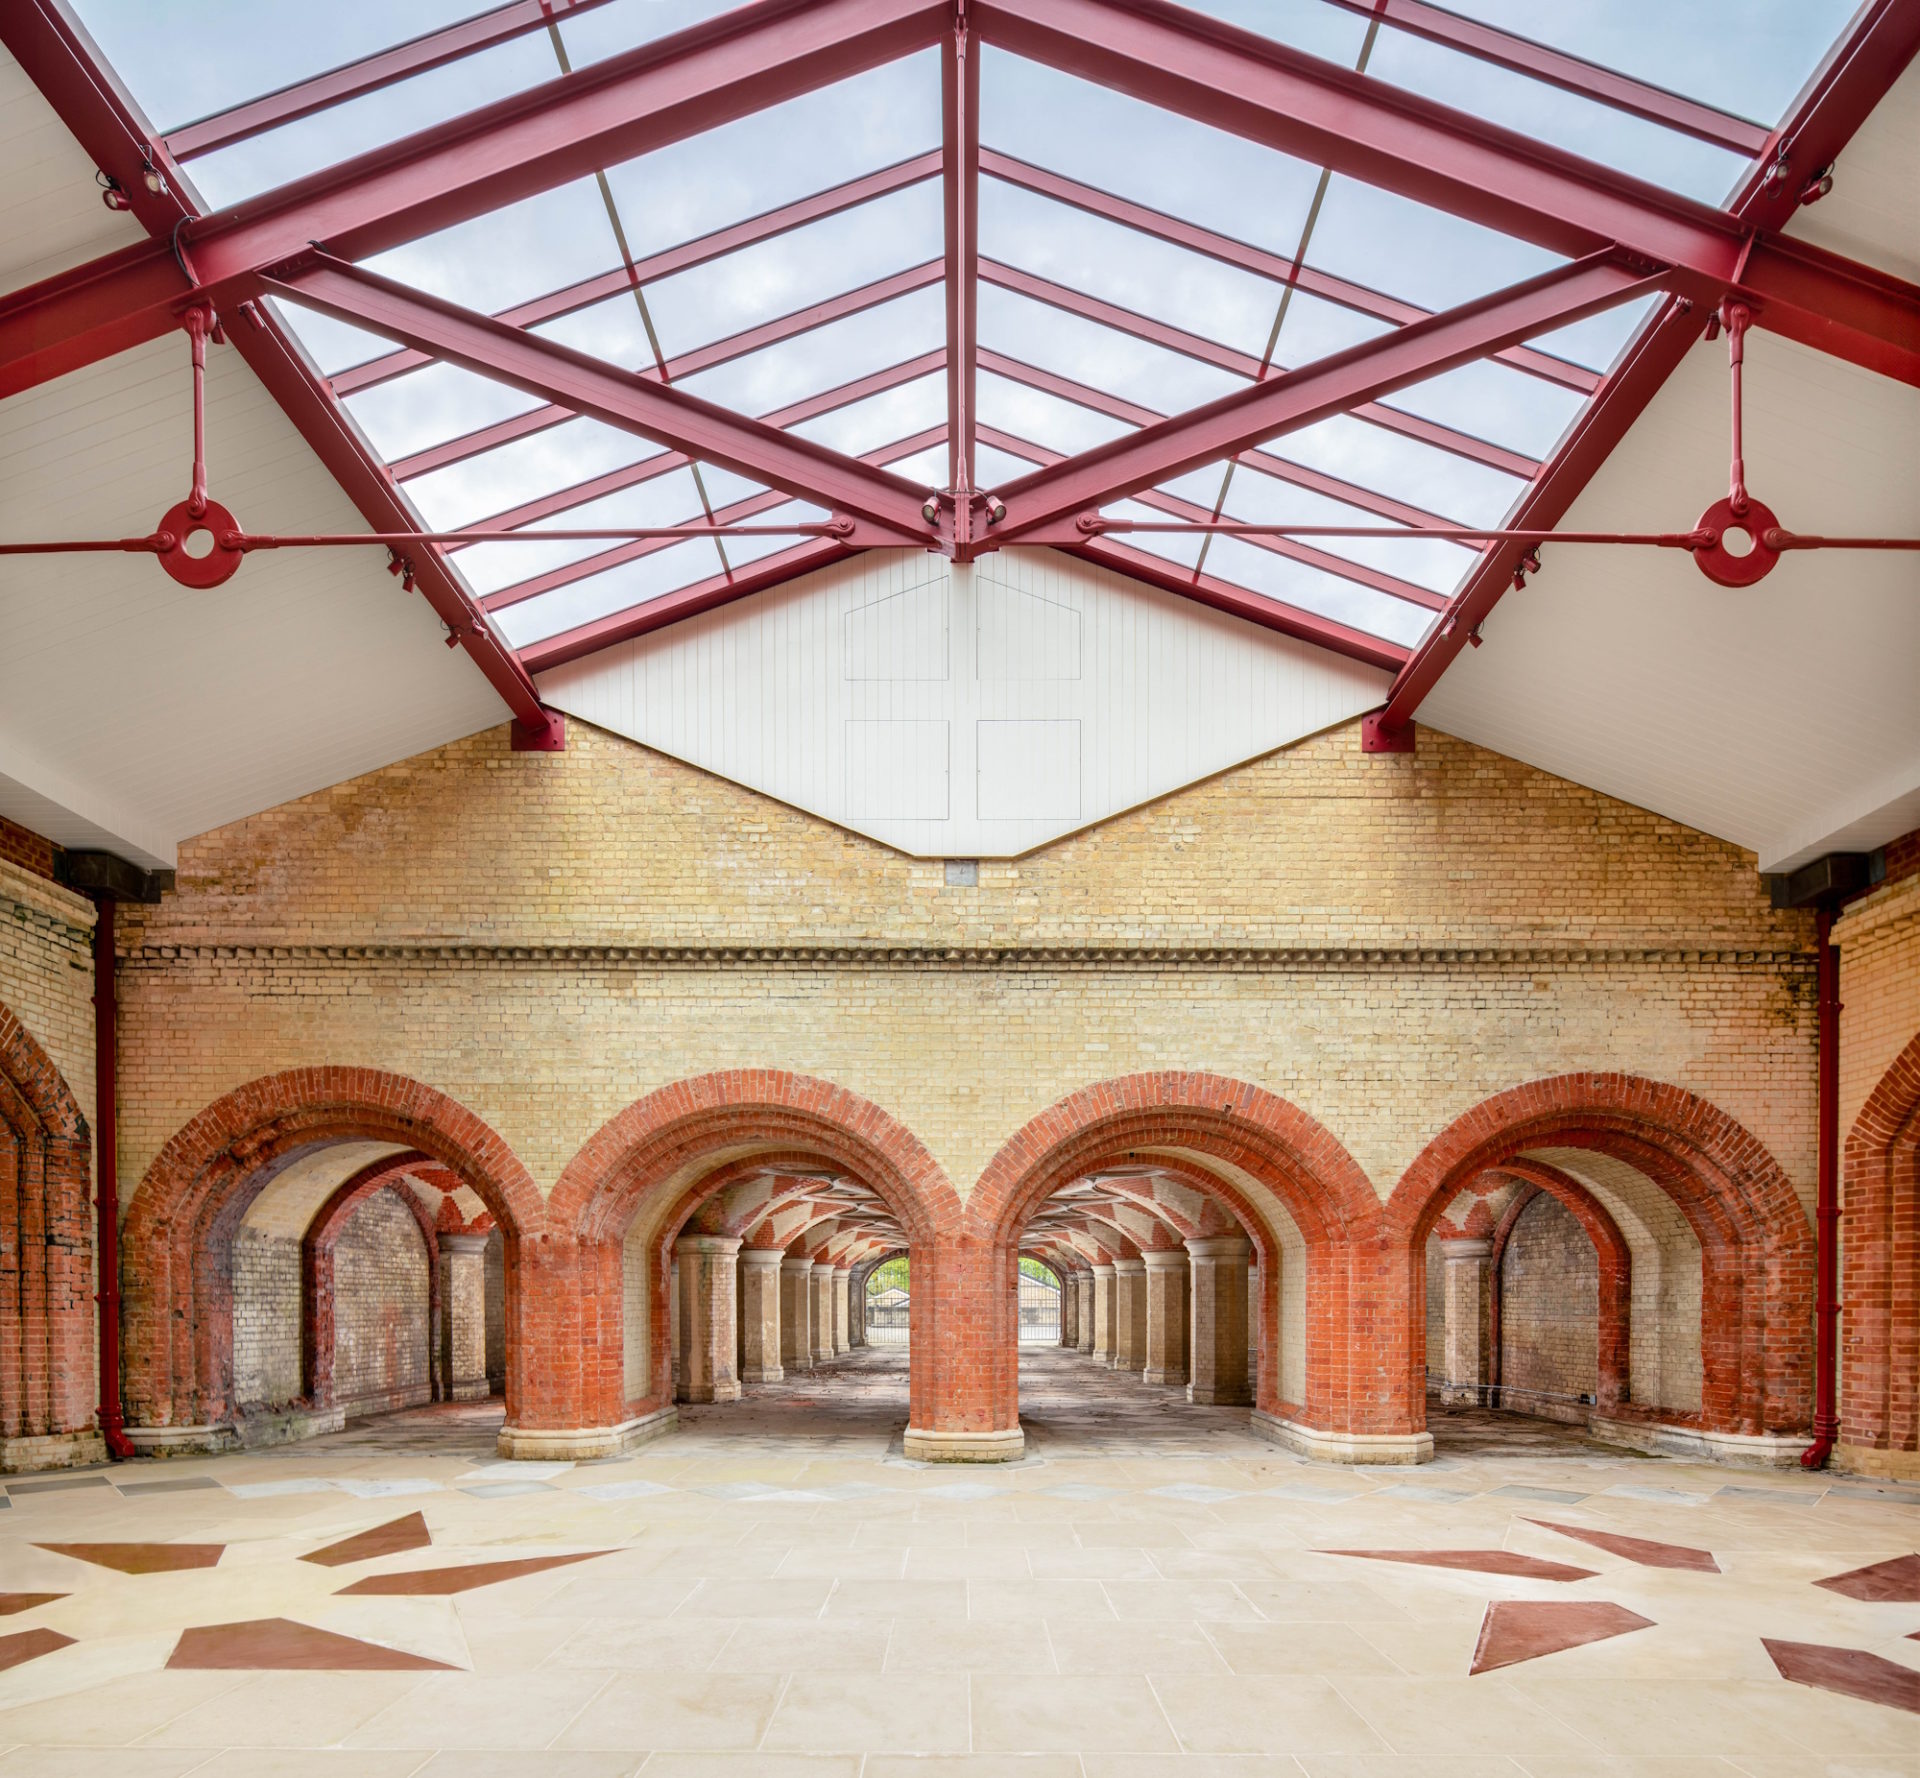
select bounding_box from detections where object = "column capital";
[1184,1234,1251,1262]
[740,1247,786,1270]
[1091,1261,1115,1278]
[674,1233,742,1259]
[781,1255,816,1276]
[440,1232,491,1257]
[1440,1236,1494,1262]
[1113,1256,1146,1274]
[1141,1249,1189,1271]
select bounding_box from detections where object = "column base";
[233,1403,346,1449]
[0,1428,110,1472]
[1833,1442,1920,1481]
[124,1422,240,1458]
[1251,1410,1433,1466]
[903,1425,1026,1463]
[1591,1416,1808,1468]
[741,1364,785,1384]
[497,1405,677,1460]
[1187,1382,1251,1406]
[678,1381,743,1405]
[1144,1367,1188,1387]
[448,1377,493,1404]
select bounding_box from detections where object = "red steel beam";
[975,422,1446,611]
[331,149,942,395]
[940,5,981,517]
[274,258,937,540]
[1319,0,1770,156]
[0,0,950,392]
[969,0,1920,382]
[991,256,1649,544]
[165,0,623,160]
[980,149,1598,394]
[978,259,1538,477]
[0,0,552,733]
[1375,0,1920,734]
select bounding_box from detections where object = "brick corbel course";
[121,1069,548,1448]
[547,1070,964,1450]
[0,999,104,1469]
[1385,1073,1814,1447]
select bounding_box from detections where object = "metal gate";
[865,1259,910,1347]
[1018,1265,1061,1343]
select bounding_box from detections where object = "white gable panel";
[537,546,1388,857]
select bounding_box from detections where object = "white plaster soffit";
[535,546,1388,858]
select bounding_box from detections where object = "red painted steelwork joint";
[91,894,135,1461]
[1801,905,1841,1469]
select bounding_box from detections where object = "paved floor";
[1,1345,1915,1775]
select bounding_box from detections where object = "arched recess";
[549,1071,962,1444]
[121,1069,544,1440]
[1841,1030,1920,1467]
[0,999,97,1464]
[968,1073,1388,1449]
[1386,1073,1813,1440]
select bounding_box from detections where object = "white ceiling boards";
[536,546,1387,857]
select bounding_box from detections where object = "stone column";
[1113,1257,1147,1376]
[1076,1272,1095,1353]
[1440,1236,1494,1407]
[673,1234,742,1404]
[1142,1250,1190,1386]
[832,1267,852,1354]
[1186,1234,1251,1405]
[1090,1263,1116,1364]
[739,1249,784,1383]
[668,1257,683,1399]
[438,1233,491,1402]
[810,1264,837,1364]
[780,1256,815,1372]
[1059,1270,1079,1348]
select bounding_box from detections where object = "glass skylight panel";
[1306,178,1563,316]
[1213,460,1479,595]
[405,419,666,531]
[976,373,1133,460]
[495,538,725,648]
[600,55,941,261]
[786,376,948,460]
[1198,535,1436,648]
[342,364,548,466]
[1266,288,1394,373]
[677,288,946,420]
[1440,0,1858,129]
[980,181,1282,360]
[265,300,394,379]
[976,441,1046,489]
[556,0,745,68]
[1379,359,1586,462]
[1179,1,1370,65]
[185,38,563,211]
[979,50,1322,255]
[640,186,943,360]
[1366,28,1745,203]
[1527,295,1663,376]
[454,466,708,598]
[978,287,1244,419]
[884,444,952,489]
[1260,414,1525,529]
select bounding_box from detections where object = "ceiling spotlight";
[922,494,941,525]
[140,148,168,196]
[984,494,1006,525]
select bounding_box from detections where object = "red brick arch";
[1841,1031,1920,1462]
[122,1069,545,1434]
[0,1000,94,1455]
[966,1074,1386,1436]
[1386,1073,1813,1437]
[549,1071,963,1435]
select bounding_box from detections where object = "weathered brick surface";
[30,716,1836,1447]
[1498,1194,1599,1422]
[332,1189,433,1416]
[231,1227,300,1407]
[0,819,57,885]
[1833,862,1920,1471]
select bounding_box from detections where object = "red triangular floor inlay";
[0,1593,68,1616]
[302,1511,432,1567]
[1765,1638,1920,1714]
[1813,1553,1920,1603]
[35,1542,223,1574]
[168,1617,455,1671]
[1321,1548,1596,1581]
[1470,1600,1653,1673]
[1527,1519,1720,1572]
[0,1627,74,1672]
[335,1550,610,1596]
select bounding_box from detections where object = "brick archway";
[967,1074,1386,1440]
[1485,1161,1632,1414]
[0,999,96,1463]
[549,1071,962,1438]
[1385,1073,1813,1438]
[1841,1031,1920,1466]
[122,1069,545,1436]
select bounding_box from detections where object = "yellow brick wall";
[1834,871,1920,1138]
[113,717,1819,1214]
[0,858,96,1164]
